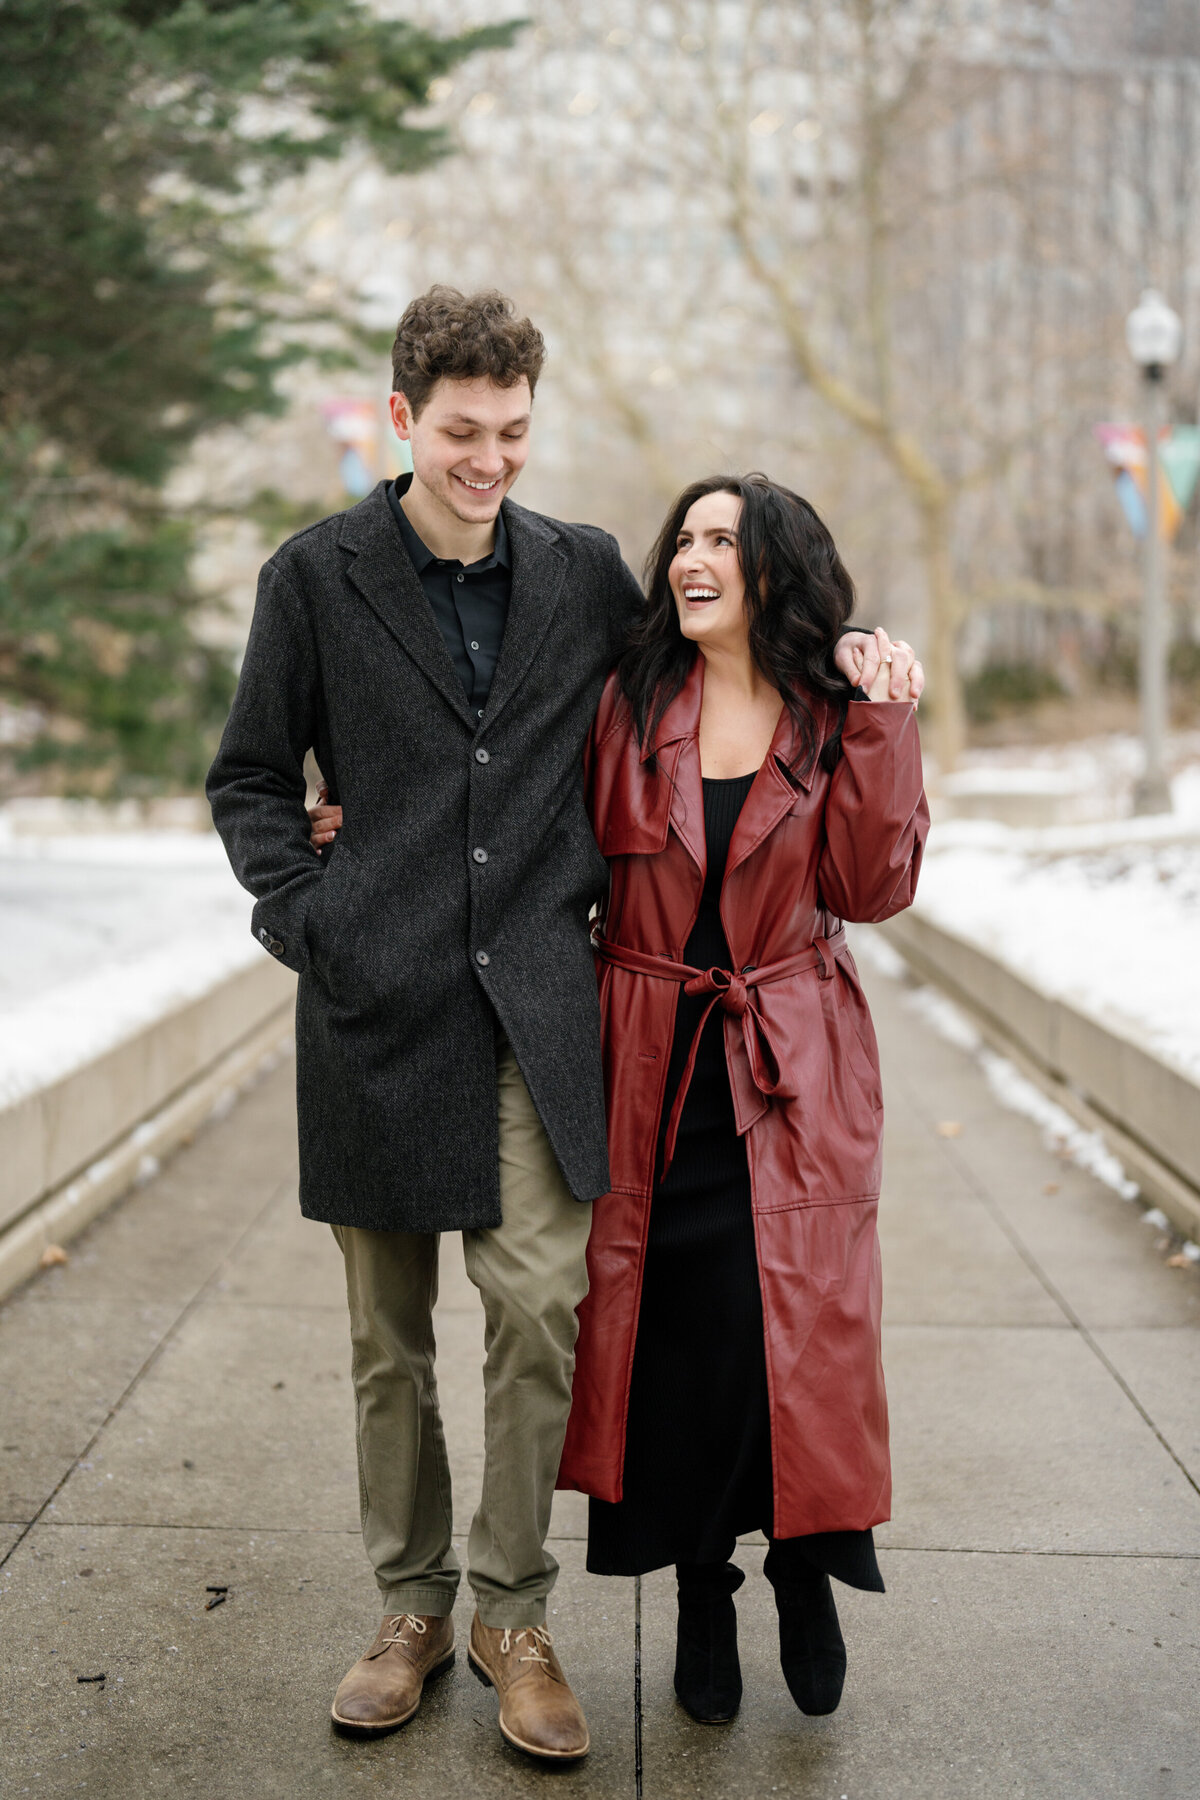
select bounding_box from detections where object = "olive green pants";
[332,1038,591,1629]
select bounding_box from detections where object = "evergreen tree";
[0,0,518,789]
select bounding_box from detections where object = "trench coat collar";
[337,484,567,733]
[639,656,705,871]
[642,653,825,878]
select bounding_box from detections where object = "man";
[207,285,892,1761]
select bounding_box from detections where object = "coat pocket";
[833,963,883,1111]
[304,841,361,989]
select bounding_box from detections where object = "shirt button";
[475,950,491,967]
[475,748,490,764]
[477,709,484,719]
[472,847,489,864]
[470,640,480,651]
[456,573,465,584]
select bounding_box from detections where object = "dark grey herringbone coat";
[207,483,643,1232]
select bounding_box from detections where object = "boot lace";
[382,1613,428,1649]
[499,1624,553,1666]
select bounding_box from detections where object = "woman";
[311,472,927,1725]
[560,472,926,1726]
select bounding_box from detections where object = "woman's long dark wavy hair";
[618,472,857,777]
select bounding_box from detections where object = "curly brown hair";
[390,285,546,416]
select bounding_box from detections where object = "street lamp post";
[1125,288,1182,816]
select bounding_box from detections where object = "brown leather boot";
[331,1612,455,1732]
[467,1614,590,1760]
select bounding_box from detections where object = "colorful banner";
[1094,423,1200,542]
[320,398,379,498]
[1160,426,1200,515]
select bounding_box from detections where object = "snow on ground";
[5,732,1199,1121]
[854,929,1146,1208]
[945,728,1200,815]
[855,730,1200,1241]
[913,739,1200,1083]
[1,827,259,1109]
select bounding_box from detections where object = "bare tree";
[295,1,1200,762]
[390,1,1088,766]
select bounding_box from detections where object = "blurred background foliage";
[3,0,1200,791]
[0,0,519,790]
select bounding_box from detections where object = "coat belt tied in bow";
[592,928,846,1180]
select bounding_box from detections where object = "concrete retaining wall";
[0,958,296,1300]
[879,910,1200,1240]
[6,905,1197,1299]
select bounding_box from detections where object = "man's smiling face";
[390,376,532,527]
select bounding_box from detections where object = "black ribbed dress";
[587,772,884,1591]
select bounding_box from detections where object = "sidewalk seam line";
[0,1173,295,1574]
[18,1518,1200,1559]
[633,1573,643,1800]
[13,1520,594,1542]
[897,1064,1200,1503]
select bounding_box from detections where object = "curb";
[878,911,1200,1242]
[0,964,295,1304]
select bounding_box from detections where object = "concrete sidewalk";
[1,956,1198,1798]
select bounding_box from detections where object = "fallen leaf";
[1044,1182,1060,1195]
[935,1121,962,1138]
[1166,1253,1192,1269]
[39,1244,69,1268]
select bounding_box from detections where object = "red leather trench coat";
[557,660,930,1539]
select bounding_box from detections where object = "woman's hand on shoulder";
[308,783,343,853]
[835,627,923,703]
[862,628,923,705]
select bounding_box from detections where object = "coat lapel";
[645,655,706,875]
[337,485,476,729]
[627,663,832,880]
[481,501,568,730]
[724,699,827,879]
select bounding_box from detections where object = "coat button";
[472,847,489,863]
[475,950,491,967]
[475,748,490,764]
[470,640,480,650]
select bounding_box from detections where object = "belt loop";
[814,935,836,981]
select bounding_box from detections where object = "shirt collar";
[388,473,510,572]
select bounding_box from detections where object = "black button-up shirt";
[387,474,511,718]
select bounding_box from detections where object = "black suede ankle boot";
[673,1561,745,1723]
[763,1544,846,1716]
